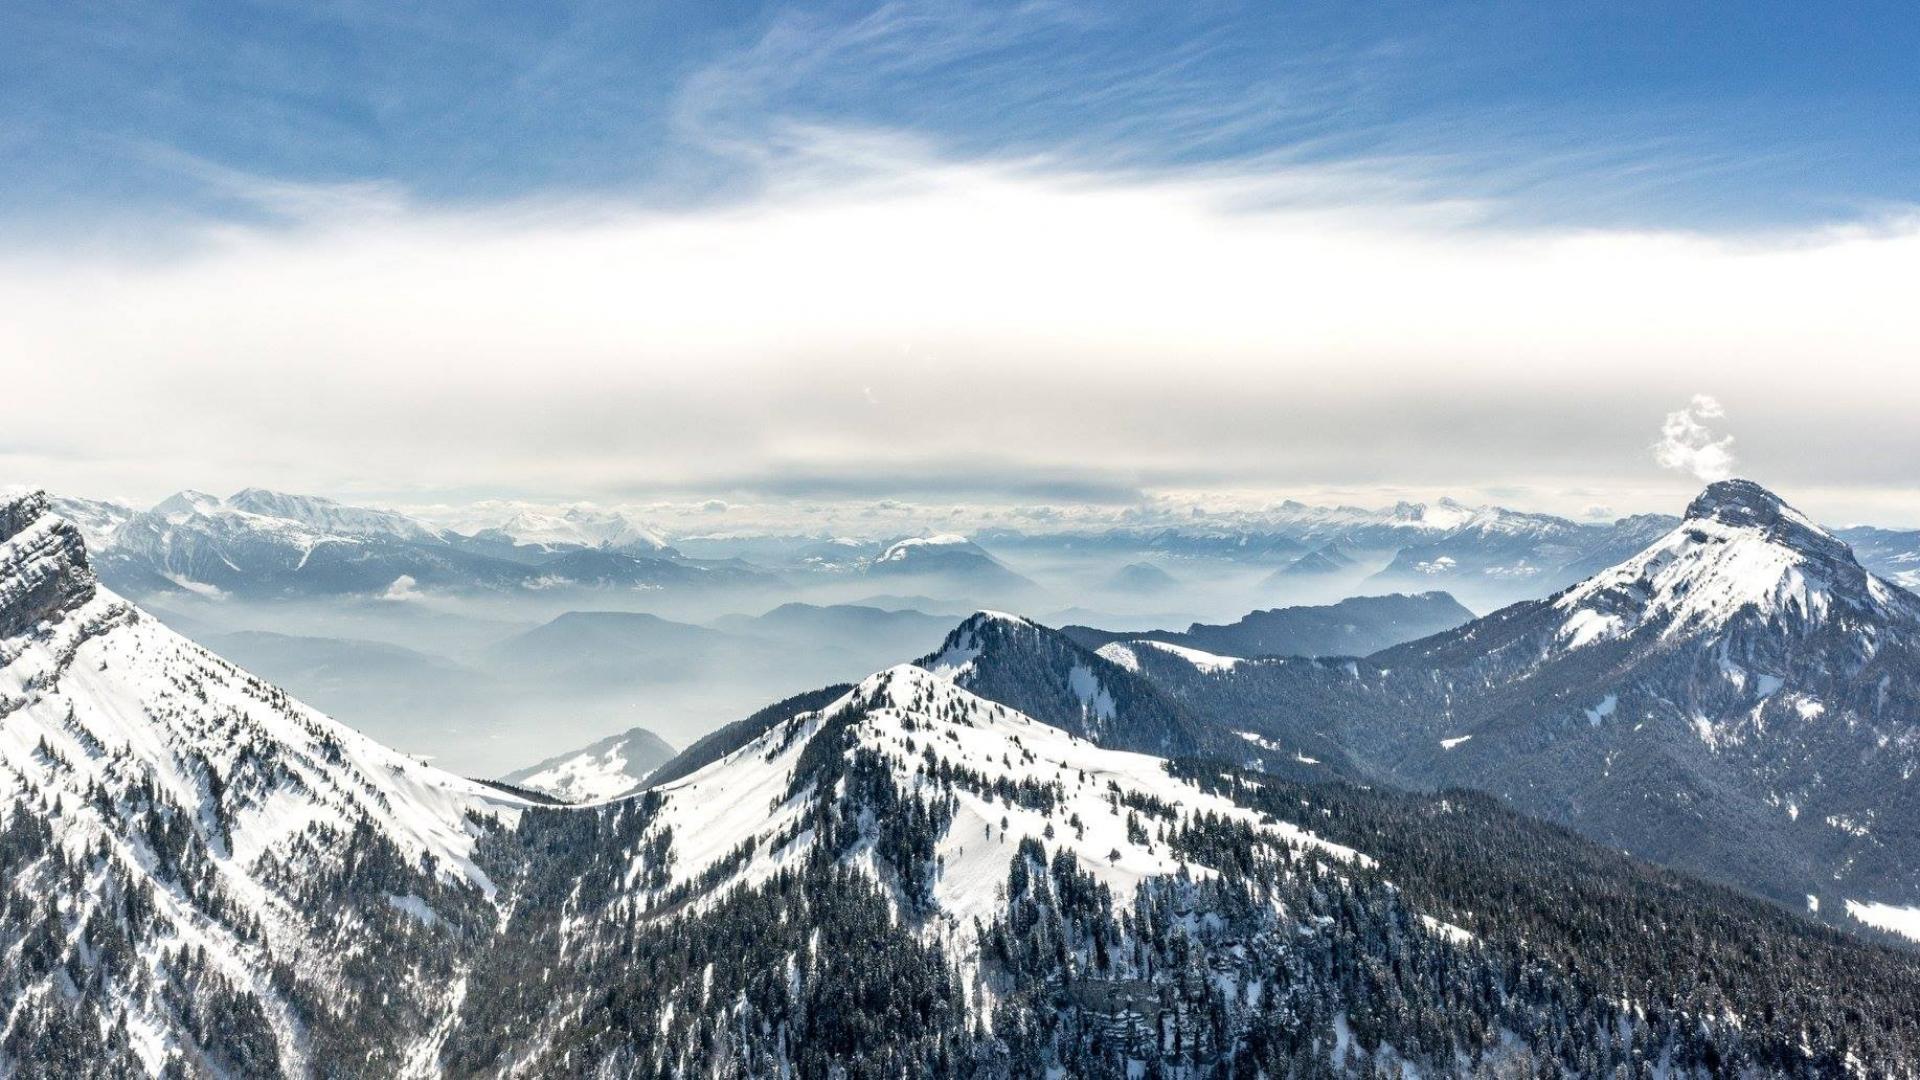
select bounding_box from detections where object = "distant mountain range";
[50,486,1920,616]
[51,488,772,600]
[1061,591,1476,659]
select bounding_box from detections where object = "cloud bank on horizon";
[2,1,1918,525]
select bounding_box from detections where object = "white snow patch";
[1844,899,1920,943]
[1137,640,1243,672]
[1065,664,1116,723]
[1419,914,1476,946]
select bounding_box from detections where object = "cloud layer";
[4,144,1920,524]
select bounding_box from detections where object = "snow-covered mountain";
[1363,506,1682,607]
[67,488,771,599]
[497,726,677,802]
[223,487,442,542]
[0,491,530,1073]
[475,506,671,554]
[869,534,1034,584]
[1115,480,1920,923]
[12,488,1920,1075]
[1547,480,1919,651]
[89,487,511,599]
[447,645,1920,1075]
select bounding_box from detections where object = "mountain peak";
[1682,479,1859,569]
[1687,479,1801,530]
[1551,480,1912,649]
[0,490,100,635]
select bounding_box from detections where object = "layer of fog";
[138,541,1417,777]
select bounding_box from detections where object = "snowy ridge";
[97,487,454,596]
[637,663,1363,955]
[1134,639,1244,672]
[224,488,441,543]
[1098,639,1244,674]
[486,506,669,552]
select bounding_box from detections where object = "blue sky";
[5,1,1920,525]
[7,0,1918,234]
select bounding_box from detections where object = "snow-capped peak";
[1552,480,1917,649]
[150,488,224,522]
[489,506,669,552]
[876,533,973,562]
[919,610,1033,678]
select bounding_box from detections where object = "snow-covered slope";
[672,664,1354,885]
[505,661,1363,1011]
[498,726,677,803]
[1100,638,1244,673]
[0,491,529,1074]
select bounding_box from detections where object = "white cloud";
[2,142,1918,522]
[381,574,423,601]
[1653,394,1737,482]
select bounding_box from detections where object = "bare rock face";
[0,491,98,639]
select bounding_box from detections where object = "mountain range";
[7,487,1920,1075]
[1060,591,1476,660]
[52,489,771,601]
[50,486,1920,621]
[1054,480,1920,922]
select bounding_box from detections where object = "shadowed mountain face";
[1264,543,1356,580]
[912,611,1224,758]
[1102,481,1920,919]
[1061,591,1475,659]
